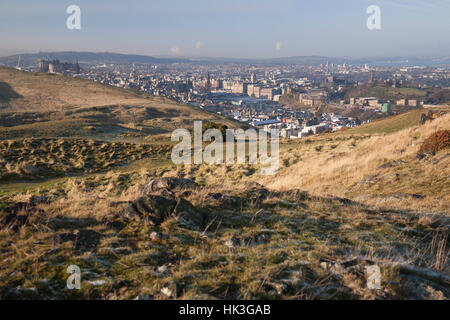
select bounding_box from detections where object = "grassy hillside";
[344,84,434,101]
[337,108,432,135]
[0,69,449,300]
[0,67,238,141]
[265,112,450,212]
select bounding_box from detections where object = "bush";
[202,122,228,140]
[418,130,450,154]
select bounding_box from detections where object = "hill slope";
[0,69,448,300]
[0,114,449,299]
[0,67,237,140]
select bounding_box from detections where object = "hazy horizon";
[1,0,450,59]
[2,49,450,61]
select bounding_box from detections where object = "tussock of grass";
[0,138,171,182]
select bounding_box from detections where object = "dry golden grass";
[0,67,183,112]
[262,113,450,213]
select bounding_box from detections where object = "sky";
[0,0,449,58]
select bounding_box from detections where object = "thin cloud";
[275,42,282,51]
[170,46,181,55]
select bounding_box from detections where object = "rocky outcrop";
[127,194,205,230]
[125,177,206,230]
[140,177,199,198]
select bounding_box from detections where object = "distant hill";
[1,51,449,67]
[0,51,190,67]
[191,55,450,66]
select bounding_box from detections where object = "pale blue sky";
[0,0,449,58]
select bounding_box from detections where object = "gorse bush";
[418,130,450,154]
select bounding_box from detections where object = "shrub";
[418,130,450,154]
[202,122,228,140]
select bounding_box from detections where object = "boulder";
[133,195,177,225]
[150,231,163,241]
[140,177,199,197]
[161,281,179,298]
[172,198,206,230]
[131,195,205,229]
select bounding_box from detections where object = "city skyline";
[1,0,450,59]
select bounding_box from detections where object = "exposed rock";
[417,151,435,160]
[157,265,170,274]
[358,175,378,186]
[225,237,241,249]
[382,173,400,182]
[140,177,199,197]
[320,260,346,277]
[131,195,205,229]
[377,160,405,170]
[150,231,162,241]
[207,193,242,206]
[161,281,179,298]
[133,195,177,225]
[264,282,287,296]
[172,198,206,230]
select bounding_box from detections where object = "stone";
[133,195,177,225]
[161,281,179,298]
[131,195,205,229]
[417,151,435,160]
[172,198,206,230]
[320,261,346,276]
[157,265,169,274]
[140,177,199,197]
[225,237,241,249]
[150,231,162,241]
